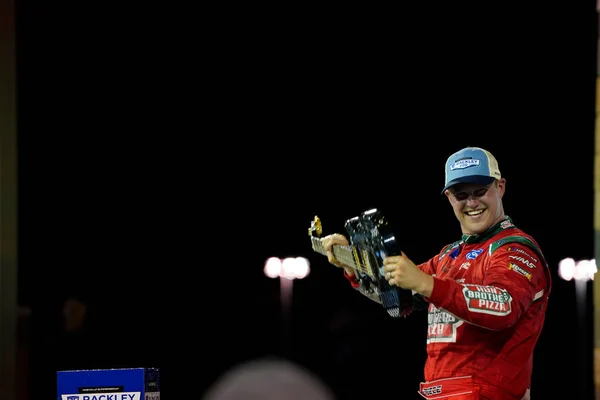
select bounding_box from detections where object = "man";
[323,147,551,400]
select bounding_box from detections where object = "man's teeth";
[466,210,484,216]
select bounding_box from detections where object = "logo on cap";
[450,159,480,170]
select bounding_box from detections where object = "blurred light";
[292,257,310,279]
[264,257,282,278]
[558,258,576,281]
[281,258,297,280]
[264,257,311,279]
[558,258,596,281]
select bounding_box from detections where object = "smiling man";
[442,147,505,236]
[323,147,552,400]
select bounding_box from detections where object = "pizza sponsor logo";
[427,304,463,343]
[462,284,512,316]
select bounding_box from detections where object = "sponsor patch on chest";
[427,304,464,343]
[465,248,483,260]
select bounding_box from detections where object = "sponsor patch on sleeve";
[508,254,537,269]
[509,262,532,280]
[461,284,512,316]
[507,247,539,263]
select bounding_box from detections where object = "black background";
[15,1,598,399]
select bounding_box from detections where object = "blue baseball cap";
[442,147,501,193]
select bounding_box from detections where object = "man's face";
[444,179,506,235]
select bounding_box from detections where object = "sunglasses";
[450,184,492,202]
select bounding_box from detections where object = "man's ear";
[497,178,506,197]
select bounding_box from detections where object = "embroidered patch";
[450,159,480,170]
[508,255,537,269]
[422,385,442,396]
[461,284,512,316]
[465,248,483,260]
[427,304,464,343]
[500,220,514,229]
[509,263,532,280]
[507,247,539,263]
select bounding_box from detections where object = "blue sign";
[57,368,159,400]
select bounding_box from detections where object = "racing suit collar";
[461,216,514,244]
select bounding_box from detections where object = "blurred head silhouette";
[202,357,335,400]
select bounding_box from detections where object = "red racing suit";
[345,217,551,399]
